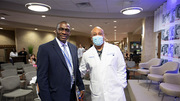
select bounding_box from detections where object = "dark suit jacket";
[37,39,84,101]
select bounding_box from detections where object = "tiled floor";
[1,83,131,101]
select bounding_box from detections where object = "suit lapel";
[51,39,70,72]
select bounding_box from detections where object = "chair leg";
[158,88,161,96]
[14,97,16,101]
[161,93,164,101]
[174,97,177,101]
[0,92,2,101]
[148,80,152,91]
[146,75,149,87]
[158,82,161,96]
[133,71,136,79]
[138,74,142,83]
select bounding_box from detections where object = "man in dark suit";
[37,21,85,101]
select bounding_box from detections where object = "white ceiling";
[0,0,166,41]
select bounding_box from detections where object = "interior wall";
[15,28,55,56]
[0,30,15,45]
[15,28,91,56]
[0,30,15,62]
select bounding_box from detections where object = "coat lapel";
[51,39,70,72]
[92,45,101,63]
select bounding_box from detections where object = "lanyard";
[61,48,72,68]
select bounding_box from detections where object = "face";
[32,55,35,58]
[177,28,180,35]
[56,22,71,43]
[91,27,104,40]
[91,27,105,46]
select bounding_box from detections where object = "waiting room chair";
[25,71,38,100]
[126,61,137,79]
[160,73,180,101]
[23,66,36,74]
[0,75,32,101]
[22,64,33,68]
[14,62,24,65]
[1,63,13,70]
[137,58,163,82]
[147,62,179,91]
[1,69,17,78]
[14,62,24,70]
[1,65,17,70]
[25,71,37,89]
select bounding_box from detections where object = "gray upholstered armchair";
[137,58,163,82]
[160,73,180,101]
[147,62,179,91]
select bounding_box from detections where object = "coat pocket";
[90,82,101,96]
[49,87,58,93]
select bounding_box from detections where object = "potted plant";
[28,45,34,56]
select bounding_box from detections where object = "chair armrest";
[165,69,179,74]
[149,67,162,74]
[139,63,149,69]
[163,73,180,84]
[151,64,162,67]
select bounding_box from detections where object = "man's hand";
[79,90,84,99]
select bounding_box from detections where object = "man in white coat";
[80,26,127,101]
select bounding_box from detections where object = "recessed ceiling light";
[114,26,117,28]
[72,28,75,30]
[121,7,143,15]
[41,15,46,17]
[1,17,5,19]
[0,27,3,29]
[25,3,51,12]
[114,42,119,44]
[34,28,38,30]
[113,21,117,22]
[114,30,117,31]
[89,25,92,27]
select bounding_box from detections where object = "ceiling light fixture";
[120,7,143,15]
[0,27,3,29]
[41,15,46,17]
[1,17,5,19]
[25,3,51,12]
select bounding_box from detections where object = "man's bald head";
[91,26,104,37]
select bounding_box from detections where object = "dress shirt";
[56,37,74,86]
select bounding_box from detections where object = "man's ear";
[54,30,57,35]
[91,36,93,41]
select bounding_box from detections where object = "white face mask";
[92,36,104,46]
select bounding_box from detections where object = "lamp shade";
[25,3,51,12]
[121,7,143,15]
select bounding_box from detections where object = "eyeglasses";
[58,28,70,32]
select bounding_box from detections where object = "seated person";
[9,48,18,64]
[29,54,37,65]
[132,50,141,64]
[18,48,27,64]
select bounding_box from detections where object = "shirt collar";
[55,37,68,47]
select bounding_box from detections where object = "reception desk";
[12,56,26,64]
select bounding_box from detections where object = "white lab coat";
[80,42,127,101]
